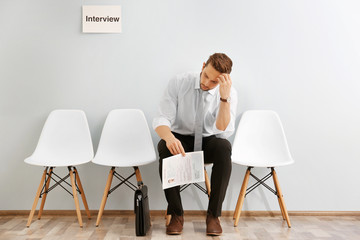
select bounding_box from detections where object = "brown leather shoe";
[206,214,222,236]
[166,214,184,235]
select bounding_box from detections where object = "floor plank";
[0,214,359,240]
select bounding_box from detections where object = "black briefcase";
[134,183,151,236]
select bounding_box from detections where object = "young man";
[153,53,237,236]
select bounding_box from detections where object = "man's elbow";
[216,122,228,131]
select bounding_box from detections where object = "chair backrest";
[232,110,294,167]
[24,110,94,167]
[92,109,156,167]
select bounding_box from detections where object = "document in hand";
[162,151,205,189]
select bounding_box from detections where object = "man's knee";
[216,138,232,152]
[211,138,232,158]
[204,137,232,164]
[158,139,172,159]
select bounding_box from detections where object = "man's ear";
[202,62,206,71]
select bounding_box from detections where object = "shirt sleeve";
[213,88,238,139]
[152,77,178,130]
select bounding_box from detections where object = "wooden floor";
[1,213,360,240]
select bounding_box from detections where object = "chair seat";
[24,156,91,167]
[91,109,156,168]
[232,158,294,168]
[92,156,155,167]
[24,110,94,168]
[231,110,295,168]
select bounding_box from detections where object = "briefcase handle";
[137,181,144,188]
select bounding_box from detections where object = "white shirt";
[153,72,238,139]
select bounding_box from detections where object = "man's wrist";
[164,134,176,143]
[220,97,231,103]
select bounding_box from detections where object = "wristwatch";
[220,97,231,103]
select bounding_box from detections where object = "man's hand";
[155,125,186,156]
[216,73,232,131]
[165,136,186,156]
[217,73,232,99]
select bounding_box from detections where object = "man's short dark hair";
[205,53,233,74]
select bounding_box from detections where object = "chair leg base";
[27,167,89,228]
[234,167,292,228]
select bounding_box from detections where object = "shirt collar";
[194,73,218,96]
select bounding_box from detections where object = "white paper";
[162,151,205,189]
[82,6,122,33]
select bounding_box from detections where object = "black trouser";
[158,132,232,217]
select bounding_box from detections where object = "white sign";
[82,5,122,33]
[162,151,205,189]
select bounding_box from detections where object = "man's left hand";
[217,74,232,100]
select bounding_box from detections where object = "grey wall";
[1,0,359,211]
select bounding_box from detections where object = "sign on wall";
[82,5,122,33]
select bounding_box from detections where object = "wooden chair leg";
[271,167,285,220]
[271,169,286,220]
[277,196,286,220]
[278,197,285,220]
[134,166,142,182]
[234,167,251,227]
[69,167,83,228]
[204,168,211,199]
[233,167,251,220]
[74,167,91,219]
[96,167,115,227]
[272,168,291,228]
[38,167,53,220]
[27,167,48,227]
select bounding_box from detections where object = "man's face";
[200,63,222,91]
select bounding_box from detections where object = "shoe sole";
[166,231,182,235]
[207,232,222,236]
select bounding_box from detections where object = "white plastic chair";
[24,110,93,228]
[232,110,294,228]
[92,109,156,227]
